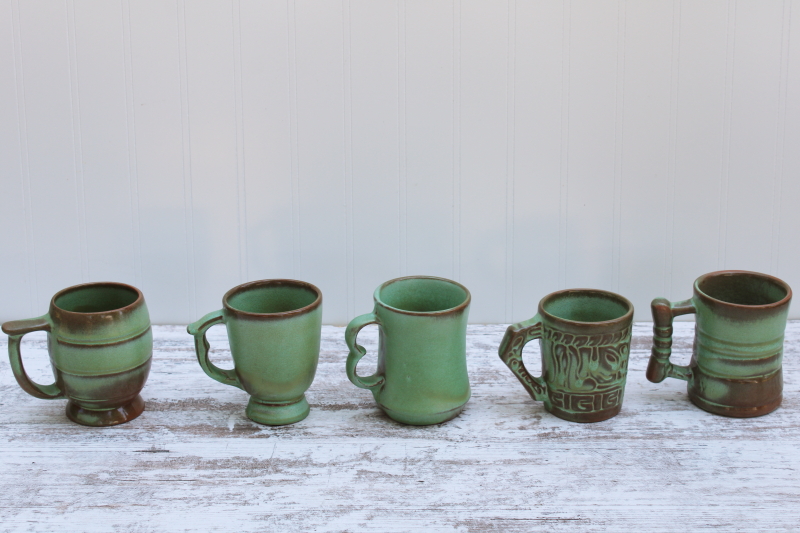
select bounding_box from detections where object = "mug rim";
[373,275,471,316]
[223,279,322,319]
[50,281,144,316]
[694,270,792,309]
[538,288,634,327]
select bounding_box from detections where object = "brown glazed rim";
[222,279,322,319]
[694,270,792,309]
[374,275,471,316]
[538,288,634,328]
[50,281,144,316]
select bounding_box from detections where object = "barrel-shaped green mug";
[2,282,152,426]
[345,276,471,425]
[647,270,792,417]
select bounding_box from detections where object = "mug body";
[538,289,633,423]
[48,282,152,426]
[688,271,791,417]
[223,280,322,424]
[372,276,471,425]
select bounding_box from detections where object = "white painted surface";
[1,323,799,531]
[1,0,799,325]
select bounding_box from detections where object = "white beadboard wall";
[1,0,799,325]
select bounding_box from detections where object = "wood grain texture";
[1,323,799,531]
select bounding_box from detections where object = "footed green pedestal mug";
[647,270,792,417]
[345,276,471,425]
[2,282,152,426]
[187,279,322,426]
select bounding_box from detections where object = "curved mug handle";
[2,315,65,400]
[646,298,696,383]
[187,310,243,390]
[345,312,384,390]
[498,315,548,401]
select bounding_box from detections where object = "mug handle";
[498,315,548,401]
[187,310,243,390]
[2,315,65,400]
[646,297,696,383]
[345,312,384,390]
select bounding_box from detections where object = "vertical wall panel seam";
[505,0,515,323]
[398,0,407,276]
[66,0,88,282]
[10,0,37,311]
[558,0,571,289]
[452,0,461,282]
[232,0,248,283]
[772,0,792,274]
[287,0,301,277]
[177,0,197,318]
[718,0,737,269]
[666,0,682,297]
[342,0,354,320]
[611,0,626,293]
[121,0,142,288]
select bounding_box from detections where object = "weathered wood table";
[1,322,799,532]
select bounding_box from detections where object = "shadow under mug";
[187,279,322,426]
[1,282,152,426]
[345,276,471,425]
[647,270,792,417]
[498,289,633,423]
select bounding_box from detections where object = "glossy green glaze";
[647,270,792,417]
[187,279,322,426]
[499,289,633,423]
[1,282,152,426]
[346,276,471,425]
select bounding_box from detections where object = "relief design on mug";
[544,327,631,412]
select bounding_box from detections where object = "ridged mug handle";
[187,310,243,390]
[498,315,548,401]
[2,315,65,400]
[646,298,696,383]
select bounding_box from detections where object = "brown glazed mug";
[2,282,152,426]
[647,270,792,417]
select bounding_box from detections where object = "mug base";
[246,395,309,426]
[379,402,466,426]
[546,403,622,423]
[689,393,781,418]
[66,395,145,427]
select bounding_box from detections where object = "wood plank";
[349,0,401,316]
[1,322,799,531]
[128,0,192,323]
[459,0,508,323]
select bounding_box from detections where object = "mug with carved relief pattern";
[498,289,633,423]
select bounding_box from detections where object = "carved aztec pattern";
[549,388,623,413]
[542,327,630,396]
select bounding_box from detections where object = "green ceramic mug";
[187,279,322,426]
[2,282,152,426]
[345,276,471,425]
[498,289,634,423]
[647,270,792,417]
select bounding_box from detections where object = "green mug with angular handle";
[647,270,792,417]
[187,279,322,426]
[2,282,152,426]
[498,289,634,423]
[345,276,471,425]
